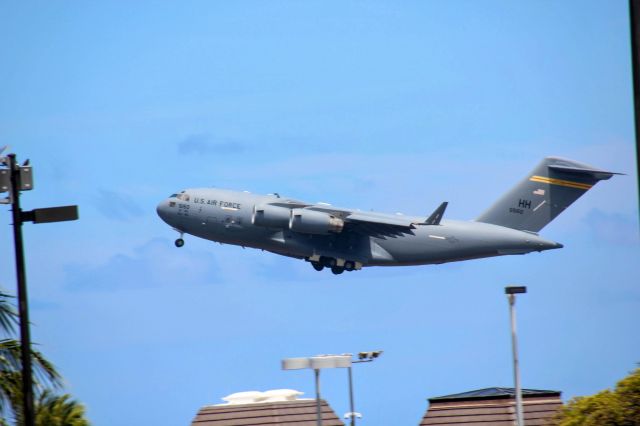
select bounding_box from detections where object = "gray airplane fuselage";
[156,157,616,273]
[156,188,561,268]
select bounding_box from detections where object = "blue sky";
[0,1,638,425]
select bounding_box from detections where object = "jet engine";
[289,209,344,234]
[252,204,290,228]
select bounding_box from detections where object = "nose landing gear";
[174,230,185,248]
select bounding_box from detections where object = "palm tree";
[0,289,20,422]
[34,391,89,426]
[0,289,64,425]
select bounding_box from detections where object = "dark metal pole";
[347,366,355,426]
[630,0,640,213]
[8,154,35,426]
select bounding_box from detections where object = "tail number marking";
[518,199,532,209]
[509,199,532,215]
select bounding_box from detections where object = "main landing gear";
[308,257,359,275]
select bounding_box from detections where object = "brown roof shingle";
[420,388,562,426]
[191,399,345,426]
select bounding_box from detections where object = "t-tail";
[476,157,619,232]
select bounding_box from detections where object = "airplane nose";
[156,200,169,222]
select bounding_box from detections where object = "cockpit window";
[176,193,190,201]
[169,194,178,198]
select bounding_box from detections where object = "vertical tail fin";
[476,157,619,232]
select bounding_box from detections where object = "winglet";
[424,202,448,225]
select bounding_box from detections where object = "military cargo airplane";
[156,157,617,274]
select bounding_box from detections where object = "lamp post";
[1,150,79,426]
[505,286,527,426]
[282,354,352,426]
[344,350,383,426]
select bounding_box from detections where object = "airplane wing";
[340,211,417,239]
[264,201,447,239]
[267,199,312,209]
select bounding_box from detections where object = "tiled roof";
[420,387,562,426]
[191,399,345,426]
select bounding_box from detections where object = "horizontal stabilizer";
[547,164,623,181]
[424,202,448,226]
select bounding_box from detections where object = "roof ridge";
[429,387,561,401]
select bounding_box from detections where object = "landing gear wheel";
[312,262,324,271]
[331,266,344,275]
[344,261,355,272]
[175,238,185,248]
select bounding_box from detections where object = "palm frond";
[0,370,21,422]
[0,339,62,387]
[35,390,91,426]
[0,291,18,336]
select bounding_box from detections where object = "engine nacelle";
[252,204,290,228]
[289,209,344,234]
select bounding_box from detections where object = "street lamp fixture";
[345,350,383,426]
[282,354,352,426]
[357,350,383,361]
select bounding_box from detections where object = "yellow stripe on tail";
[529,175,593,190]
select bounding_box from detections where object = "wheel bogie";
[309,257,359,274]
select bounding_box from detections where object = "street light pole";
[506,286,526,426]
[314,368,322,426]
[1,151,79,426]
[344,351,383,426]
[8,153,35,426]
[629,0,640,211]
[347,366,355,426]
